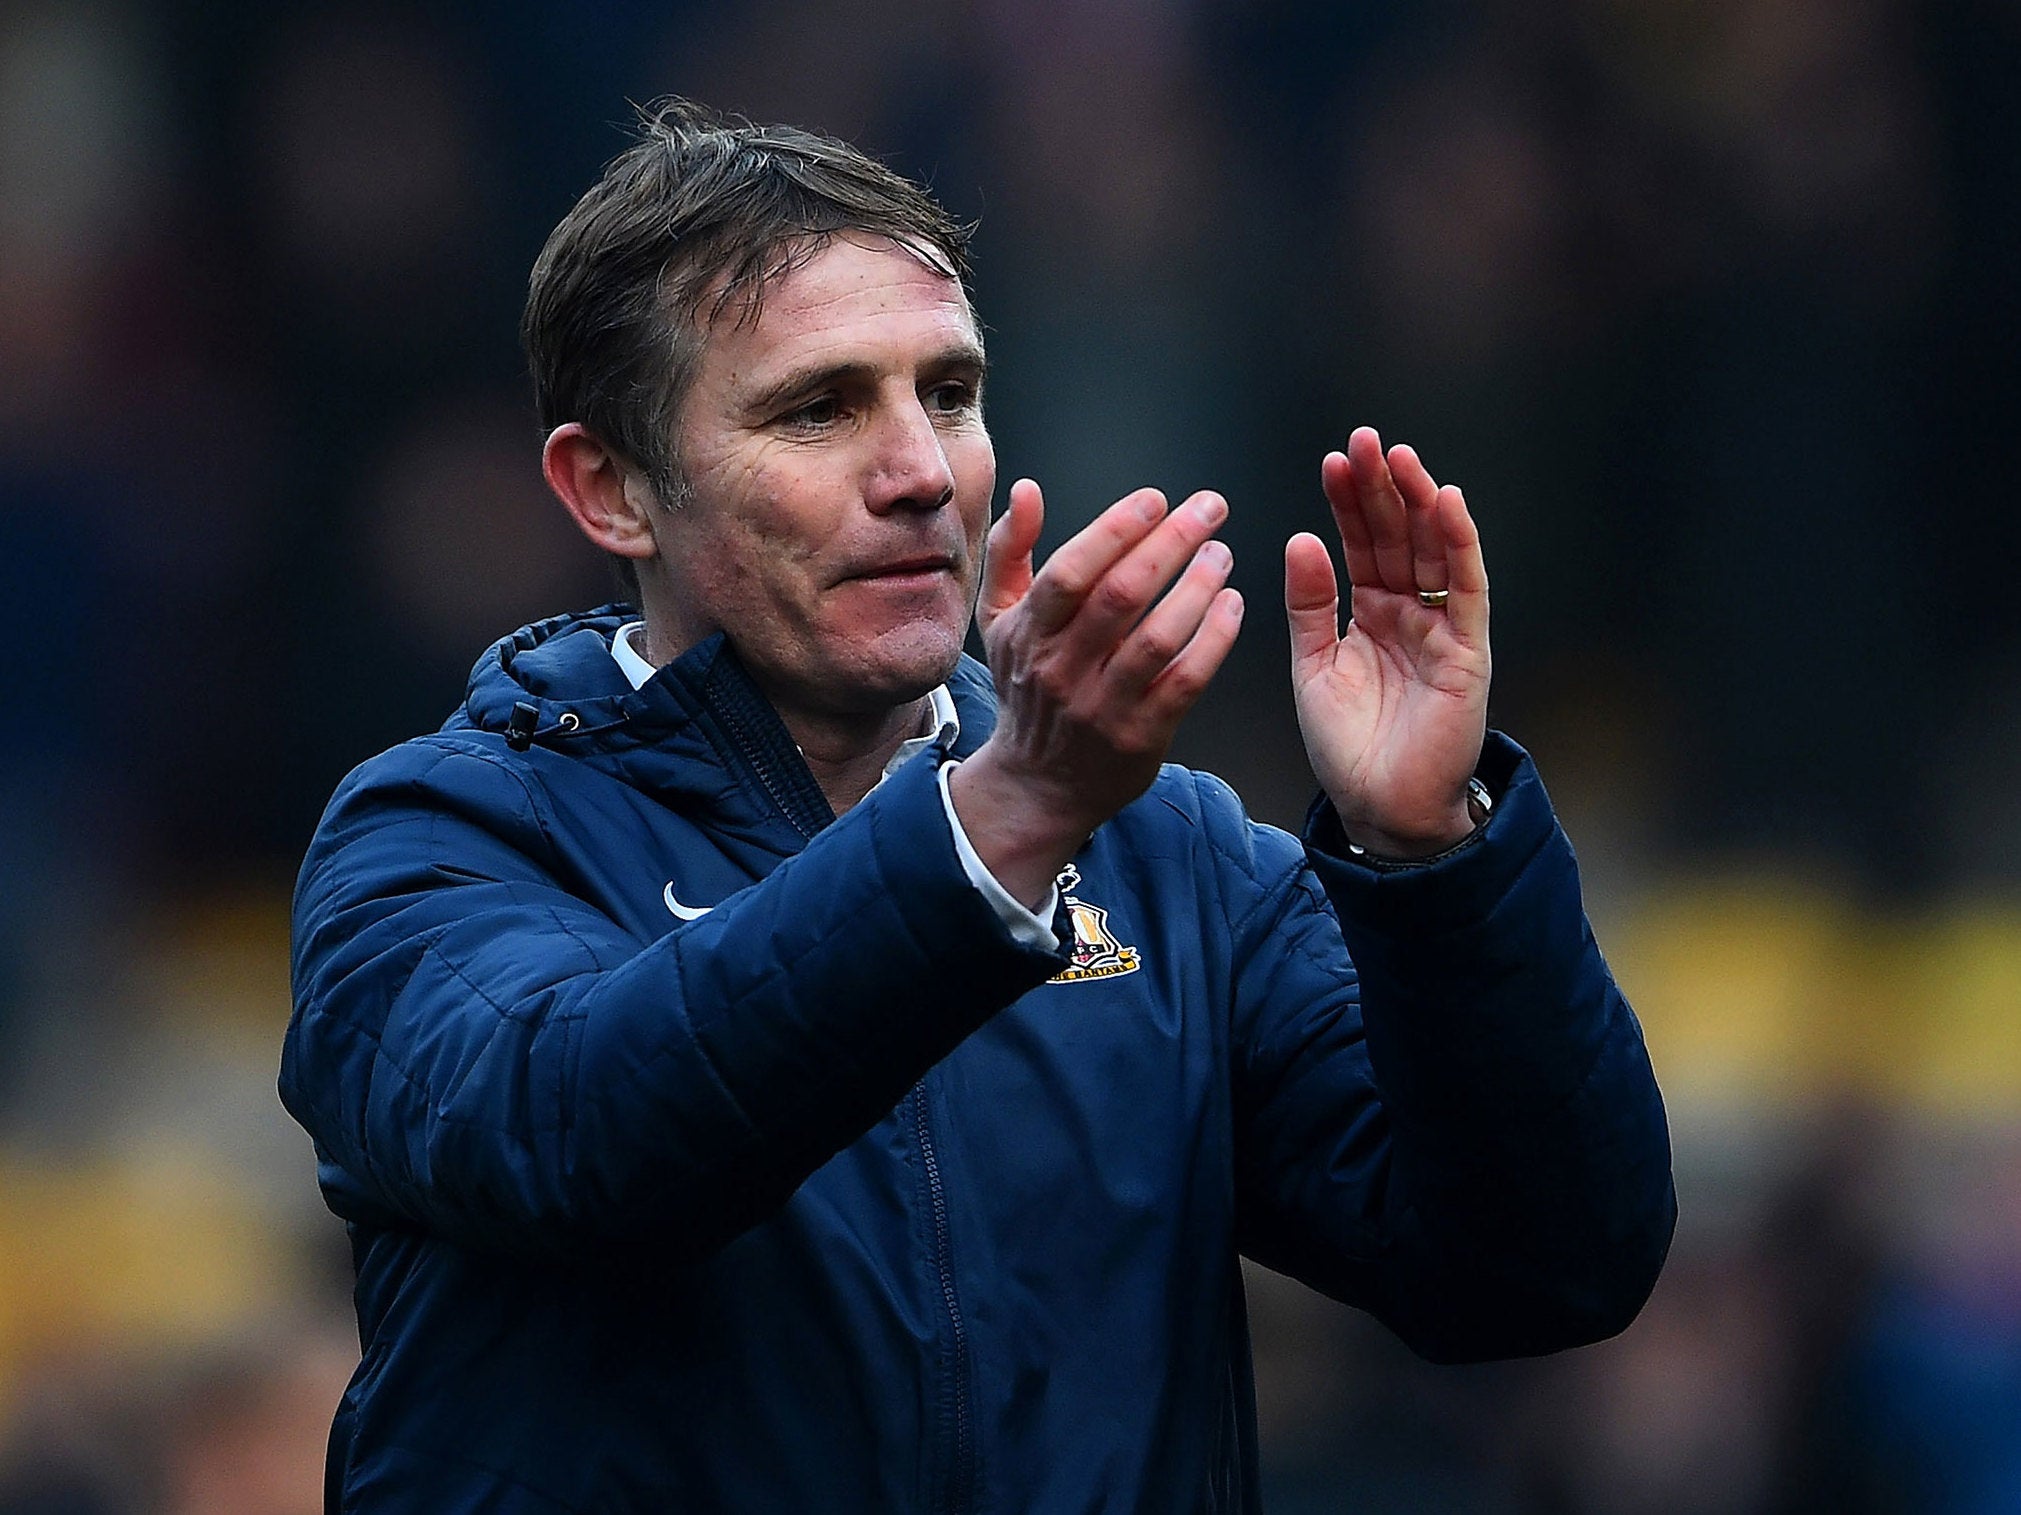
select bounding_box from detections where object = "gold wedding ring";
[1416,588,1451,608]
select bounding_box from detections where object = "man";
[282,100,1673,1511]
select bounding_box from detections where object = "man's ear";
[542,423,659,563]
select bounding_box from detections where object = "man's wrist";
[935,760,1060,950]
[944,748,1094,910]
[1340,779,1494,864]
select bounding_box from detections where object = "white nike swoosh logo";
[663,881,712,921]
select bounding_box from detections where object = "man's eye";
[926,383,977,415]
[784,397,841,428]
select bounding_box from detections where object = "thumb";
[978,478,1044,635]
[1284,532,1342,674]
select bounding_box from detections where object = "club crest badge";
[1048,863,1142,984]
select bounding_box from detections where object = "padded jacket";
[281,606,1675,1513]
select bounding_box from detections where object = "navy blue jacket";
[282,607,1674,1512]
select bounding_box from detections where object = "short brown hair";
[522,98,976,575]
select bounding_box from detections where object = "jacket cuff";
[1303,731,1555,941]
[869,752,1073,976]
[934,757,1062,951]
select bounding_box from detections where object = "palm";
[1286,429,1491,855]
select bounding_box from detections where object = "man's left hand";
[1285,427,1491,859]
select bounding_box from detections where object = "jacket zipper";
[913,1085,973,1514]
[713,657,971,1505]
[714,687,831,841]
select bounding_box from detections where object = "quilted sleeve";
[281,741,1067,1265]
[1218,733,1676,1363]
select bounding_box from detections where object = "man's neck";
[631,617,933,815]
[785,698,935,815]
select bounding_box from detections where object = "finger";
[1333,426,1414,591]
[1070,490,1229,647]
[1030,488,1229,651]
[1435,483,1491,644]
[1320,451,1378,587]
[1283,531,1341,673]
[1102,537,1234,695]
[1143,587,1244,718]
[978,478,1044,634]
[1387,443,1447,595]
[1020,487,1169,636]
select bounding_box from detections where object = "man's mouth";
[848,555,956,582]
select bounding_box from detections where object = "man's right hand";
[947,478,1244,910]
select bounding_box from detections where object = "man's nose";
[865,398,956,513]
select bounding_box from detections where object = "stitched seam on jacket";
[541,902,602,1159]
[656,943,760,1136]
[304,743,602,1110]
[1202,824,1328,964]
[1181,770,1319,946]
[312,919,586,1116]
[628,806,960,1096]
[406,737,561,855]
[428,954,588,1145]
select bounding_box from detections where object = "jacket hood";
[458,603,658,742]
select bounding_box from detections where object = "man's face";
[647,234,995,721]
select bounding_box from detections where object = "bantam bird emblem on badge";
[1048,863,1142,983]
[663,882,712,921]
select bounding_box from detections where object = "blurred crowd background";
[1,0,2018,1510]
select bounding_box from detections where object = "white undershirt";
[611,622,1058,949]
